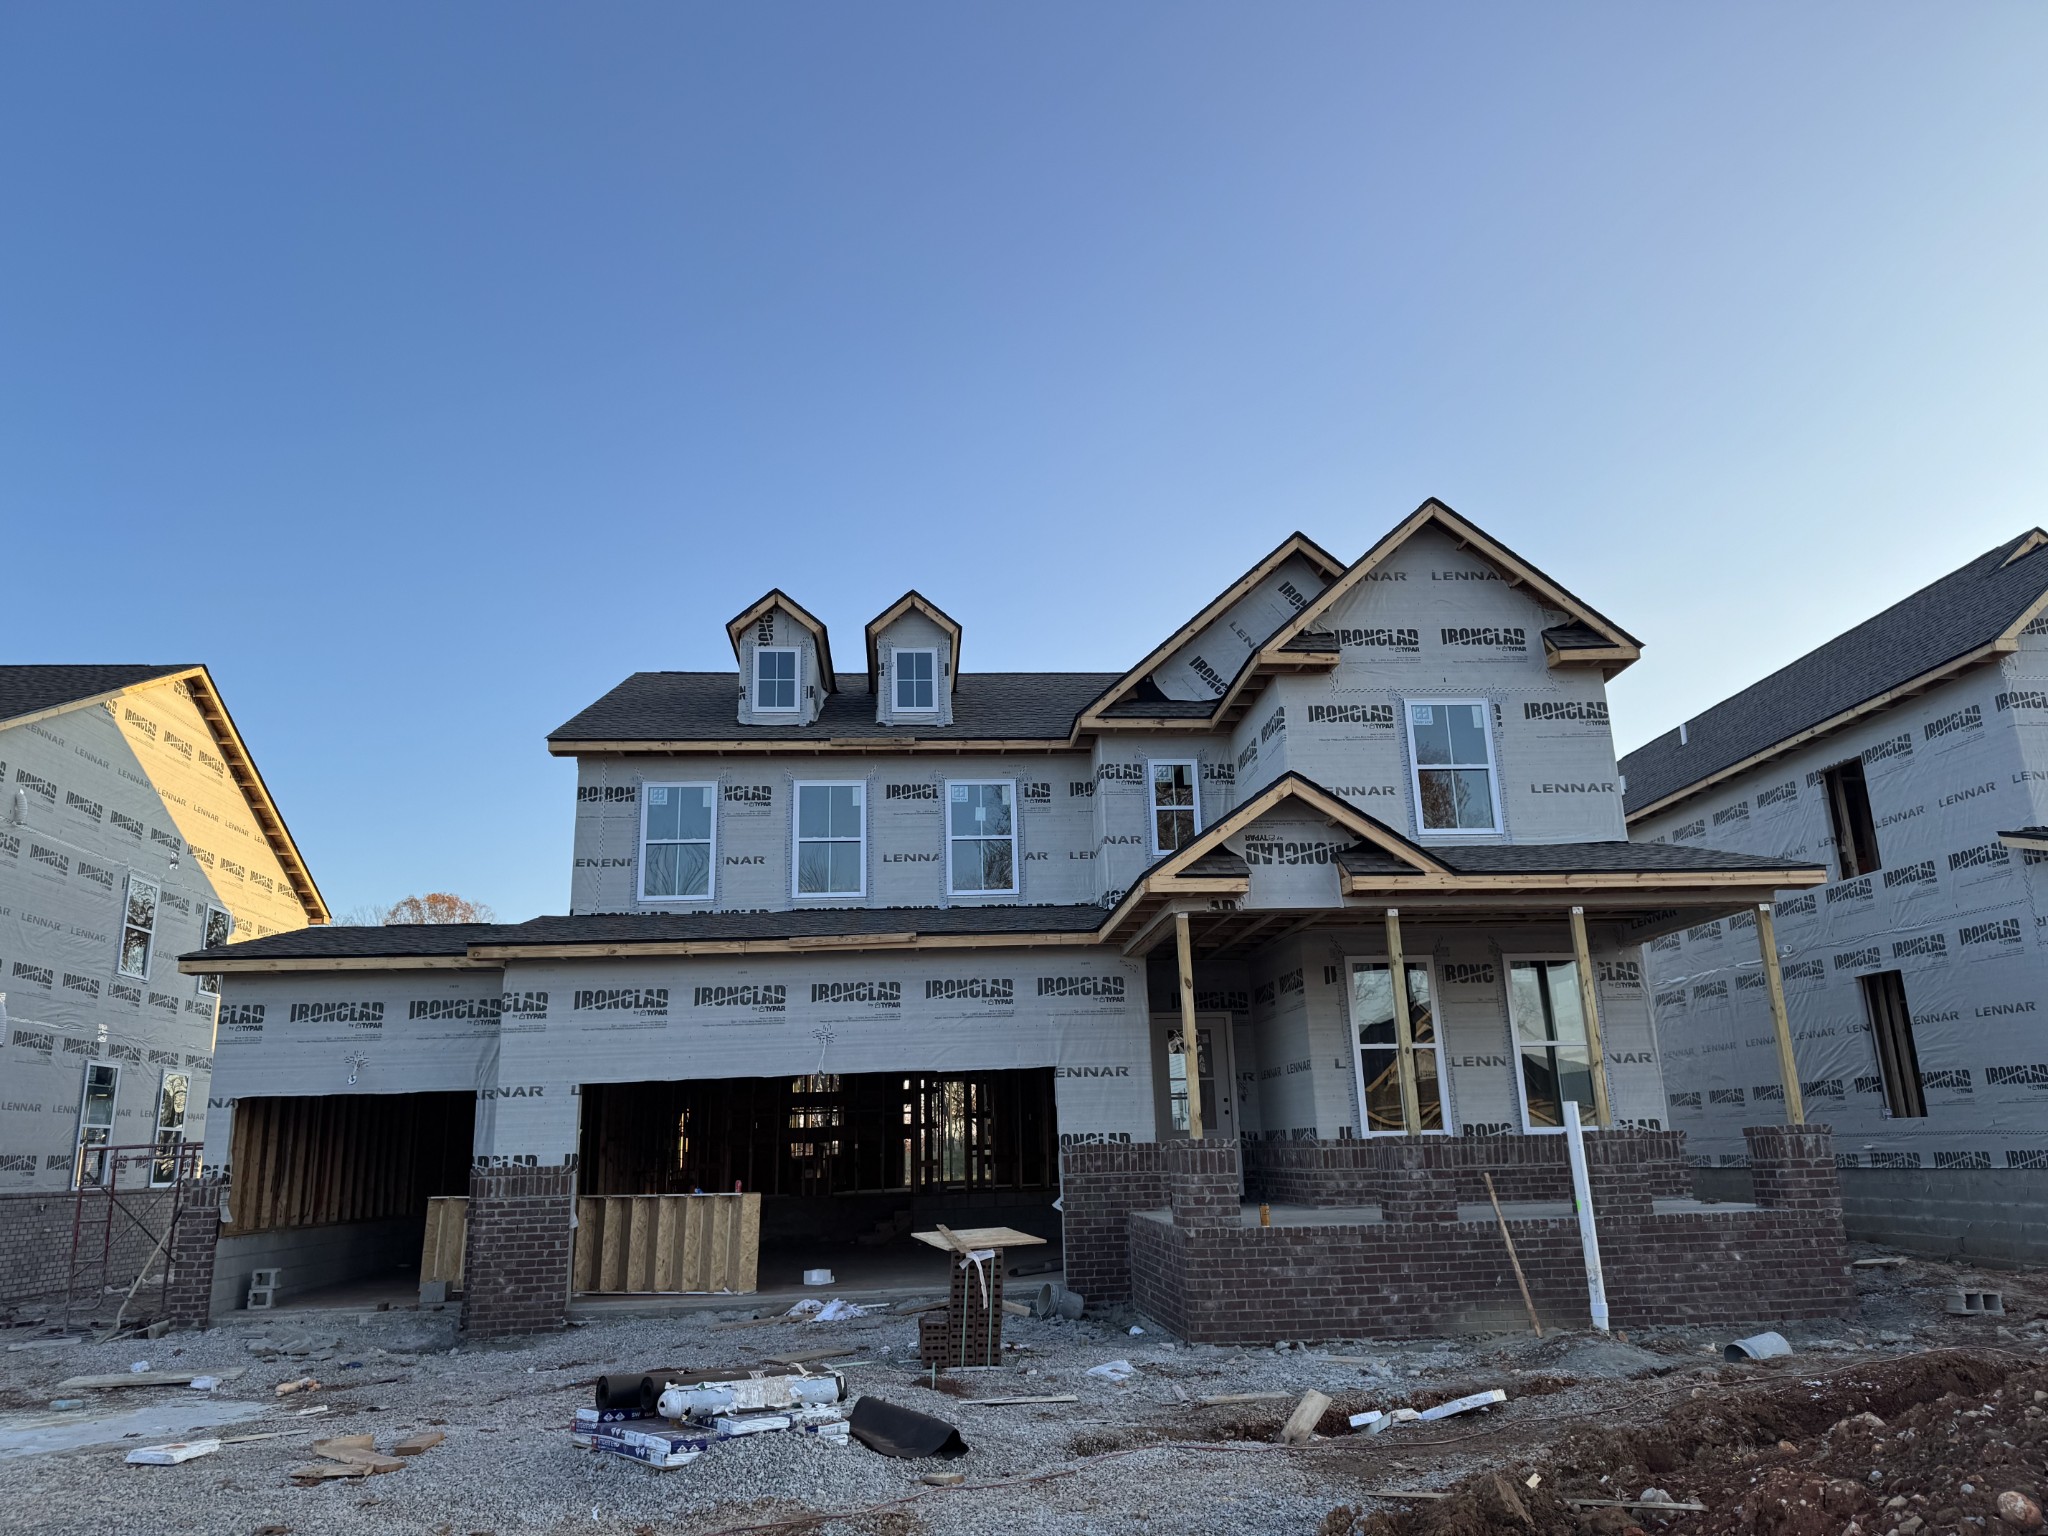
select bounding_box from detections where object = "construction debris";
[1948,1288,2005,1317]
[124,1439,220,1465]
[1278,1389,1332,1445]
[1722,1330,1794,1361]
[1416,1387,1506,1421]
[53,1368,246,1392]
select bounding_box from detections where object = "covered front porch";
[1069,774,1849,1338]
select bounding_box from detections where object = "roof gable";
[725,590,838,695]
[0,665,328,924]
[1231,501,1640,718]
[1148,770,1447,885]
[864,591,962,694]
[1076,533,1346,730]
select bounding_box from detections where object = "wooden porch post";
[1753,903,1806,1125]
[1383,908,1423,1135]
[1173,911,1205,1140]
[1567,906,1614,1128]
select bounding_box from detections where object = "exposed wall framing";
[225,1092,474,1233]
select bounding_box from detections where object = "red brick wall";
[162,1180,223,1331]
[461,1163,575,1339]
[1241,1130,1692,1210]
[1059,1142,1169,1303]
[1132,1126,1852,1341]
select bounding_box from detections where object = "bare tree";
[383,893,497,924]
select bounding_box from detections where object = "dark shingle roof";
[1339,840,1819,878]
[0,664,195,724]
[183,923,503,963]
[1279,630,1340,654]
[551,672,1119,745]
[1621,533,2048,815]
[183,907,1108,963]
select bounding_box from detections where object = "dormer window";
[894,650,937,712]
[754,648,799,712]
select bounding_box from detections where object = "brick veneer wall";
[1059,1142,1169,1303]
[1240,1130,1691,1209]
[1131,1126,1851,1341]
[461,1164,575,1339]
[162,1179,223,1331]
[0,1188,176,1310]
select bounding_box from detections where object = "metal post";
[1562,1102,1610,1333]
[1174,912,1204,1140]
[1383,908,1423,1135]
[1754,903,1806,1125]
[1568,906,1614,1127]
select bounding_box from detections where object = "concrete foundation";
[210,1214,426,1314]
[1695,1162,2048,1267]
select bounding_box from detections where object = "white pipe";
[1562,1101,1610,1333]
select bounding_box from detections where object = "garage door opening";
[577,1069,1060,1295]
[215,1091,475,1311]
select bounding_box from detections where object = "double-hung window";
[641,783,716,901]
[75,1063,118,1188]
[1405,700,1501,833]
[894,650,937,712]
[150,1071,190,1187]
[1148,761,1200,855]
[754,648,799,712]
[1505,958,1596,1131]
[1346,959,1446,1132]
[947,781,1017,895]
[119,873,159,980]
[794,782,865,896]
[195,905,233,994]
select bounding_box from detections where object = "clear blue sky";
[5,6,2044,922]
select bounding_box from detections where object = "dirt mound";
[1325,1350,2047,1536]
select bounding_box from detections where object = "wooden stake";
[1383,909,1422,1135]
[1174,911,1204,1140]
[1754,903,1806,1125]
[1568,907,1613,1128]
[1278,1389,1332,1445]
[1482,1172,1542,1338]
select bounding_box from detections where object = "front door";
[1150,1012,1237,1139]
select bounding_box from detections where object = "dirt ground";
[2,1245,2044,1536]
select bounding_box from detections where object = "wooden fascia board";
[1998,831,2048,853]
[469,928,1106,962]
[864,593,964,693]
[1544,642,1640,670]
[1340,867,1826,897]
[176,669,332,925]
[724,591,838,691]
[546,737,1078,756]
[1143,773,1446,883]
[1148,876,1251,896]
[1230,502,1641,717]
[1338,886,1795,916]
[1622,638,2017,826]
[1999,529,2048,566]
[1073,532,1346,732]
[178,954,493,974]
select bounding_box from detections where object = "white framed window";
[894,649,938,712]
[149,1071,190,1187]
[75,1062,118,1189]
[1504,955,1596,1132]
[794,782,865,896]
[754,647,800,712]
[1148,760,1200,855]
[947,780,1017,895]
[1404,699,1502,834]
[640,783,717,901]
[1343,957,1450,1134]
[118,873,160,980]
[195,904,233,995]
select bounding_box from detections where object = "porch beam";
[1174,912,1205,1140]
[1567,907,1614,1127]
[1383,908,1423,1135]
[1754,903,1806,1125]
[1205,912,1281,957]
